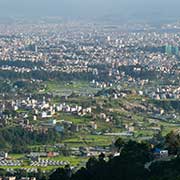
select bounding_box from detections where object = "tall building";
[165,44,172,55]
[165,44,179,56]
[175,46,179,56]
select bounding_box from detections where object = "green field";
[45,81,101,96]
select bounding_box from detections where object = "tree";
[166,131,180,155]
[49,165,71,180]
[86,156,98,169]
[114,137,125,152]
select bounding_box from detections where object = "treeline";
[152,99,180,111]
[118,65,163,80]
[0,70,96,81]
[0,60,44,68]
[0,126,62,153]
[0,80,41,93]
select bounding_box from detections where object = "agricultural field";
[45,81,101,96]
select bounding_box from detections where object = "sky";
[0,0,180,22]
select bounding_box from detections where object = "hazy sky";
[0,0,180,22]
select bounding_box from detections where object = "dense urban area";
[0,18,179,180]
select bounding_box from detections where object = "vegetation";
[48,139,180,180]
[0,126,62,153]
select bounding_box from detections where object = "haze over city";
[0,0,180,23]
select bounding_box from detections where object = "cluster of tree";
[0,126,62,153]
[95,88,118,97]
[118,65,164,80]
[0,70,95,81]
[166,131,180,155]
[149,157,180,180]
[48,136,180,180]
[152,99,180,111]
[49,140,152,180]
[0,80,42,93]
